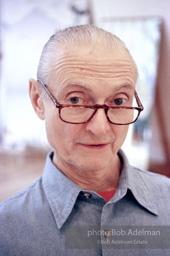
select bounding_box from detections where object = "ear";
[29,78,45,120]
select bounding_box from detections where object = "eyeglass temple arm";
[37,80,59,108]
[135,90,144,110]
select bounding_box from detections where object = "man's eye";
[69,97,81,104]
[114,98,126,105]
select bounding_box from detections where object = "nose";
[85,108,111,136]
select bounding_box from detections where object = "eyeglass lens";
[60,106,139,124]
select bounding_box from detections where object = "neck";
[53,153,121,192]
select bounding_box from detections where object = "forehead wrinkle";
[52,70,136,96]
[49,54,137,94]
[53,56,136,71]
[52,58,137,82]
[51,52,136,68]
[53,71,136,97]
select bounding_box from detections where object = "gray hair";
[37,24,136,83]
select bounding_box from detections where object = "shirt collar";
[42,152,82,229]
[42,150,158,229]
[118,150,158,216]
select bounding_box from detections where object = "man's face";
[43,43,137,172]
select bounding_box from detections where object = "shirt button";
[83,193,91,199]
[104,230,111,238]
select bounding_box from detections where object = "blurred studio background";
[0,0,170,202]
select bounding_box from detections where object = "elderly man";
[0,25,170,256]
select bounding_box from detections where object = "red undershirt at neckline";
[98,189,116,202]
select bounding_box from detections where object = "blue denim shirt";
[0,150,170,256]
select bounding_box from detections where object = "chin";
[72,155,112,172]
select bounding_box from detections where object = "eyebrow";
[57,82,134,94]
[57,83,93,93]
[114,84,134,91]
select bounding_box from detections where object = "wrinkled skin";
[29,43,137,192]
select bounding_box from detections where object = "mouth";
[78,143,110,150]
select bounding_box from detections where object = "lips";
[78,143,110,150]
[84,144,107,147]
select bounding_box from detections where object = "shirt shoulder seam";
[0,176,42,206]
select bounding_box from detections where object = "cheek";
[45,114,81,152]
[114,125,129,146]
[43,105,64,148]
[44,108,61,147]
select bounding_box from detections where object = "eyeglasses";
[38,80,144,125]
